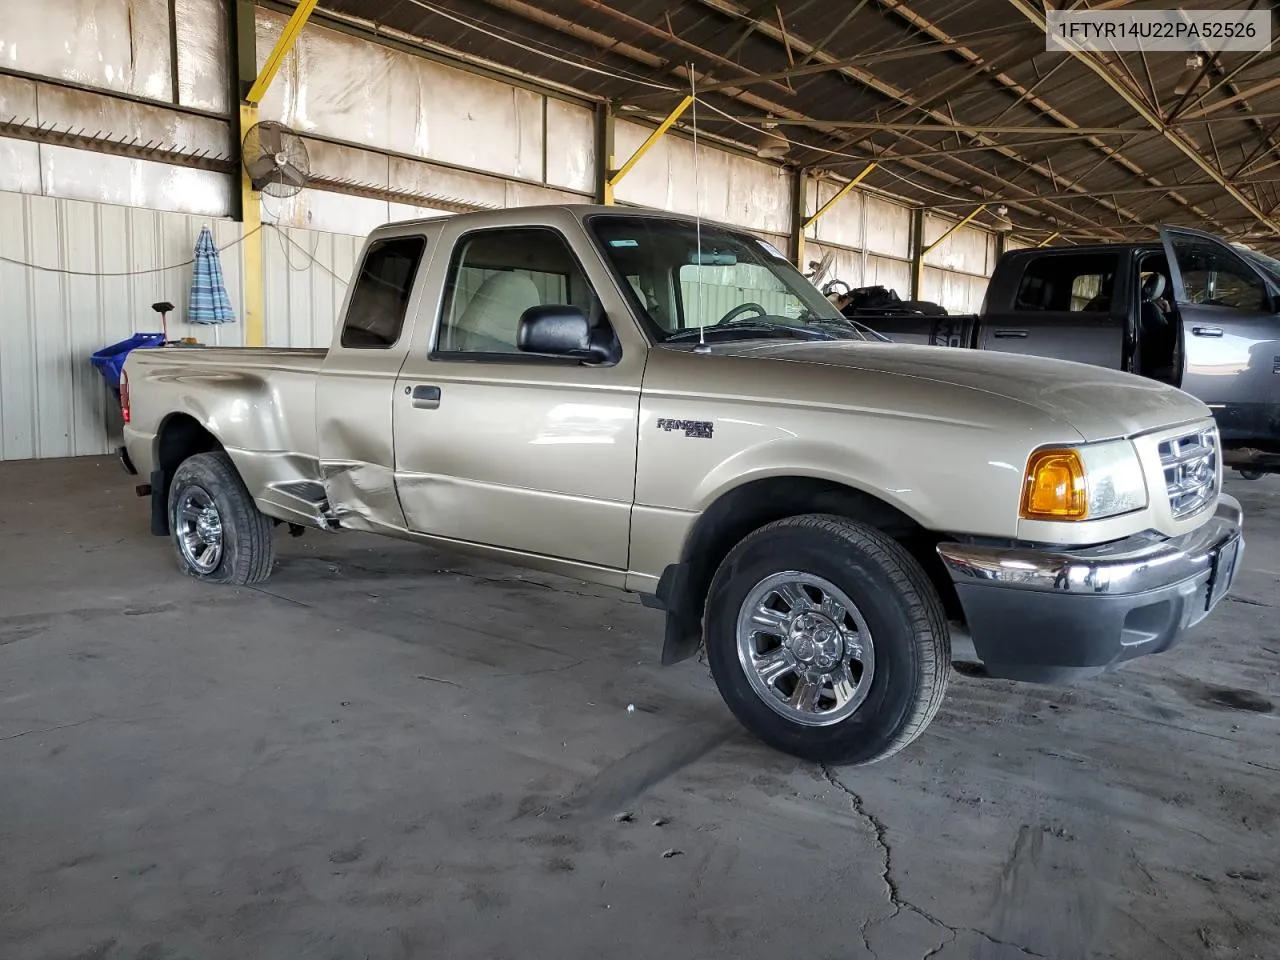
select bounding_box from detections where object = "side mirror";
[518,305,611,362]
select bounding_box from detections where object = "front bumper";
[936,496,1244,682]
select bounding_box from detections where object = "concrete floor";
[1,457,1277,960]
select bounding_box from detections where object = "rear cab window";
[340,236,428,349]
[1015,253,1119,313]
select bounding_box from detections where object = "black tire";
[168,451,275,585]
[1238,469,1263,481]
[704,515,949,765]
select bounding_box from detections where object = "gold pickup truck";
[119,205,1244,765]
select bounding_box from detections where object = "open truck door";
[1158,224,1280,445]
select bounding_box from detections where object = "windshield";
[589,215,869,343]
[1239,247,1280,288]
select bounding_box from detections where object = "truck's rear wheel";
[704,515,949,765]
[169,452,275,585]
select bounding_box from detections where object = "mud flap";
[647,564,702,665]
[150,469,169,537]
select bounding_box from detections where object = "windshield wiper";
[805,317,891,342]
[664,320,837,343]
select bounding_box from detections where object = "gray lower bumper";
[936,496,1244,682]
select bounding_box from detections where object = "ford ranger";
[118,205,1244,765]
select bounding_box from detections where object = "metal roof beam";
[1007,0,1280,236]
[684,0,1145,235]
[867,0,1223,233]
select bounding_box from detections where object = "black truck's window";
[340,236,427,348]
[437,228,597,354]
[1015,254,1117,313]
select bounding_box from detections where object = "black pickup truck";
[854,226,1280,477]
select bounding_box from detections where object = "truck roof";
[1003,241,1163,256]
[367,203,742,237]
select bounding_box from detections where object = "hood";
[706,340,1209,441]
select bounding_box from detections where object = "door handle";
[1191,326,1224,338]
[992,329,1028,339]
[410,385,441,409]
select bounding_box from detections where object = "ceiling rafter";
[1006,0,1280,237]
[862,0,1228,233]
[318,0,1280,245]
[473,0,1130,238]
[682,0,1147,235]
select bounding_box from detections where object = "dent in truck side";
[316,229,437,536]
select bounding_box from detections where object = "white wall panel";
[805,180,864,250]
[923,214,993,275]
[0,0,173,101]
[0,74,39,122]
[41,144,231,217]
[0,191,357,460]
[865,255,912,297]
[0,137,42,195]
[612,119,791,235]
[262,228,360,349]
[262,188,392,243]
[176,0,230,113]
[865,194,912,259]
[0,78,49,194]
[921,267,988,314]
[256,7,545,183]
[503,181,590,209]
[391,157,507,210]
[545,99,595,193]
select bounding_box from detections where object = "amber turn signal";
[1021,448,1087,520]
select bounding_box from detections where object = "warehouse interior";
[2,1,1278,958]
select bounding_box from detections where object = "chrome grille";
[1158,427,1218,520]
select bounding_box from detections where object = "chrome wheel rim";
[176,485,223,574]
[735,571,875,727]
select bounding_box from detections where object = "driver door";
[391,219,647,574]
[1159,225,1280,441]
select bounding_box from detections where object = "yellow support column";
[237,0,319,345]
[239,103,264,347]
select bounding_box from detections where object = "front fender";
[692,437,941,530]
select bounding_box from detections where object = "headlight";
[1021,440,1148,521]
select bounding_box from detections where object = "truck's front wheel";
[705,515,949,765]
[169,452,275,585]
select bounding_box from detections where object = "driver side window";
[1171,240,1267,311]
[437,228,602,355]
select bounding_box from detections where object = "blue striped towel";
[188,225,236,325]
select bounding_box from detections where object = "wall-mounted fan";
[806,249,835,286]
[242,120,310,198]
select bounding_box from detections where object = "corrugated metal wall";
[0,190,358,460]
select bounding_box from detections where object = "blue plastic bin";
[91,333,166,399]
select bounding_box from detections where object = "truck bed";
[854,313,978,349]
[123,346,329,524]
